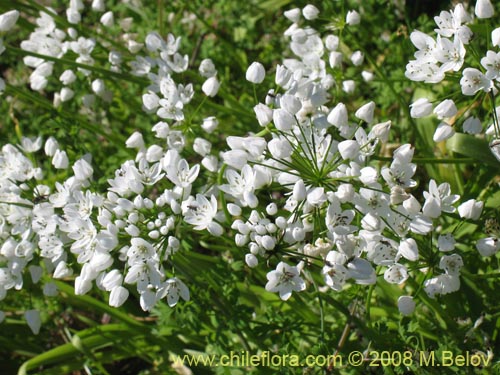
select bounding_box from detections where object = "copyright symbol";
[348,351,364,366]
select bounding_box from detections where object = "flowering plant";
[0,1,499,373]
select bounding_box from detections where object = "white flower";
[52,150,69,169]
[183,194,222,235]
[475,0,494,19]
[245,253,258,267]
[25,310,41,335]
[246,62,265,84]
[397,238,419,261]
[338,140,359,160]
[346,10,360,25]
[342,80,355,94]
[201,116,219,133]
[284,8,301,23]
[158,277,190,307]
[410,98,433,118]
[433,122,455,142]
[100,11,114,27]
[254,103,273,126]
[398,296,416,315]
[492,28,500,47]
[457,199,483,220]
[199,58,216,78]
[327,103,348,128]
[460,68,492,96]
[355,101,375,123]
[302,4,319,20]
[0,10,19,32]
[73,158,93,181]
[439,254,463,276]
[350,51,364,66]
[438,233,455,252]
[265,262,306,300]
[433,99,457,119]
[463,117,482,134]
[273,108,296,131]
[384,263,408,284]
[476,237,500,256]
[202,76,220,97]
[424,274,460,297]
[325,35,339,51]
[109,286,129,307]
[481,51,500,80]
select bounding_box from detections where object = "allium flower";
[410,98,433,118]
[182,194,222,236]
[457,199,483,220]
[345,10,360,25]
[302,5,319,20]
[266,262,306,300]
[157,277,190,307]
[202,76,220,97]
[0,10,20,32]
[475,0,494,19]
[460,68,492,96]
[246,62,266,84]
[398,296,416,316]
[25,310,41,335]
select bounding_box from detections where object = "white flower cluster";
[0,3,492,334]
[405,1,500,155]
[219,5,480,304]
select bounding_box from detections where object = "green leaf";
[446,133,500,168]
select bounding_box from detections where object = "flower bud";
[246,62,265,84]
[463,117,482,134]
[109,286,129,307]
[346,10,360,25]
[100,11,114,27]
[253,103,273,126]
[293,179,306,201]
[0,10,19,32]
[25,310,41,335]
[369,121,391,142]
[199,58,216,78]
[325,35,339,51]
[60,87,74,102]
[245,253,259,268]
[302,4,319,20]
[284,8,301,22]
[60,70,76,85]
[492,27,500,47]
[327,102,348,127]
[202,76,220,97]
[350,51,364,66]
[433,122,455,142]
[275,65,292,87]
[44,137,59,157]
[410,98,433,118]
[475,0,494,18]
[201,116,218,133]
[329,51,343,68]
[273,108,295,131]
[52,149,69,169]
[433,99,457,119]
[355,101,375,123]
[338,140,359,160]
[92,0,105,11]
[398,296,415,316]
[126,131,144,148]
[457,199,483,220]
